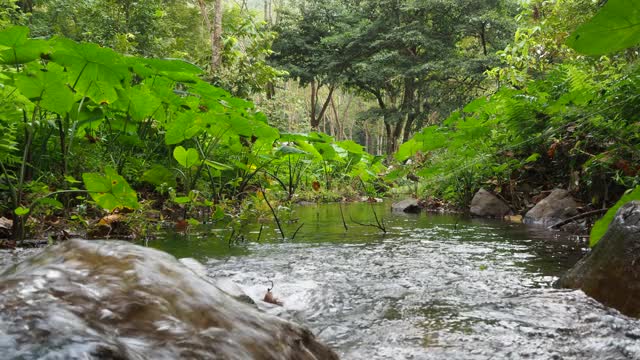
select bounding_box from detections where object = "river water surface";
[149,202,640,360]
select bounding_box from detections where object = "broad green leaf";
[276,146,308,156]
[82,167,139,211]
[314,142,338,161]
[204,160,233,170]
[0,26,49,65]
[173,146,200,168]
[337,140,365,155]
[35,198,64,210]
[567,0,640,55]
[165,111,204,144]
[14,206,29,216]
[15,63,74,115]
[173,196,191,204]
[51,38,129,104]
[142,164,177,188]
[114,84,161,122]
[590,186,640,247]
[395,138,421,162]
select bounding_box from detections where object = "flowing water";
[2,202,640,359]
[147,202,640,360]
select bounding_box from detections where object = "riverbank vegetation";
[0,0,638,244]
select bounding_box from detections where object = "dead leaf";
[263,289,283,306]
[98,214,123,226]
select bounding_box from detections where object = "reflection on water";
[150,202,640,359]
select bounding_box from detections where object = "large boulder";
[469,188,511,218]
[557,201,640,317]
[0,239,339,359]
[524,188,578,226]
[391,198,421,214]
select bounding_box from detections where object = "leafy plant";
[590,186,640,247]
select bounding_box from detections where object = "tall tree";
[269,0,348,130]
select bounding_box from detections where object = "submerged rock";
[391,198,421,213]
[469,188,511,218]
[0,239,339,359]
[524,188,578,226]
[557,201,640,317]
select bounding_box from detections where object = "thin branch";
[291,223,304,240]
[339,203,348,231]
[260,188,285,240]
[257,224,264,242]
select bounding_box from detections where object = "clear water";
[149,202,640,360]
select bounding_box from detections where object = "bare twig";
[291,223,304,240]
[260,188,285,240]
[257,224,264,242]
[339,203,348,231]
[349,205,387,234]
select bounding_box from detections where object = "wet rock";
[0,216,12,238]
[470,188,511,218]
[0,239,339,359]
[557,201,640,317]
[392,198,421,213]
[524,189,578,226]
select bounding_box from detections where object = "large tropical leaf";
[567,0,640,55]
[15,63,74,115]
[0,26,49,65]
[590,186,640,247]
[83,167,139,211]
[51,38,129,104]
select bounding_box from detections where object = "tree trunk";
[330,96,341,140]
[309,82,335,130]
[197,0,222,73]
[212,0,223,70]
[364,121,370,153]
[480,22,488,56]
[403,112,416,143]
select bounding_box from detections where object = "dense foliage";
[0,0,638,245]
[0,25,385,240]
[396,0,640,244]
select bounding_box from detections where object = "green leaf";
[204,160,233,170]
[51,38,129,104]
[14,206,29,216]
[173,146,200,168]
[590,186,640,247]
[0,26,49,65]
[276,146,308,156]
[142,164,177,188]
[173,196,191,204]
[567,0,640,55]
[524,153,541,163]
[165,111,204,145]
[35,198,64,210]
[115,84,161,122]
[82,167,139,211]
[337,140,365,155]
[15,63,75,115]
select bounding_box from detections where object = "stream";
[149,202,640,359]
[2,202,640,359]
